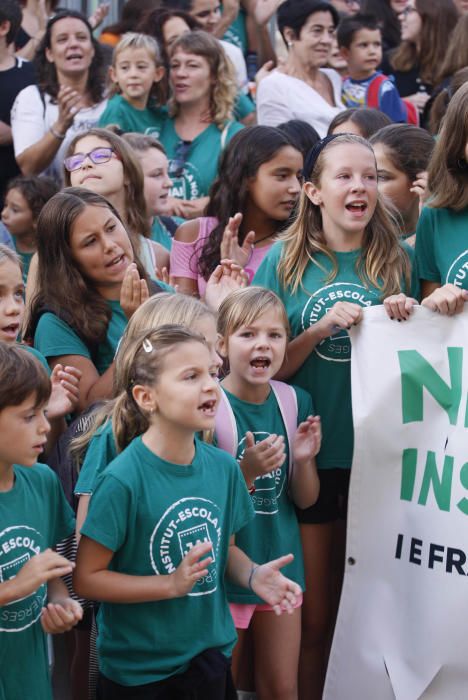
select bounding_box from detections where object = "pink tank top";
[170,217,274,297]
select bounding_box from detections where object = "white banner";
[324,305,468,700]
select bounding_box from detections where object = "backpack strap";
[214,387,238,456]
[402,98,420,126]
[220,121,233,150]
[159,215,179,237]
[366,73,387,110]
[270,380,298,483]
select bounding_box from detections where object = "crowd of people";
[0,0,467,699]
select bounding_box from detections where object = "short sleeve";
[80,474,131,552]
[415,207,440,283]
[74,424,117,496]
[40,465,75,545]
[98,97,125,129]
[11,85,47,157]
[234,93,255,120]
[294,385,314,422]
[34,312,91,361]
[257,75,293,127]
[228,457,255,535]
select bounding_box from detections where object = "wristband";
[248,564,259,591]
[49,125,65,140]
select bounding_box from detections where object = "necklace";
[252,232,275,246]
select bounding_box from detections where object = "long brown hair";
[64,128,151,239]
[427,82,468,211]
[25,189,151,349]
[277,134,411,297]
[390,0,458,85]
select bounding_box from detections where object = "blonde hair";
[217,287,290,340]
[427,81,468,211]
[112,325,206,451]
[0,244,21,271]
[110,32,166,105]
[123,132,166,157]
[278,134,411,298]
[168,31,237,129]
[71,293,215,460]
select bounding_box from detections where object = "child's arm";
[74,536,214,603]
[41,577,83,634]
[290,416,321,509]
[226,538,301,614]
[0,549,73,607]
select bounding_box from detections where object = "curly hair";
[34,10,106,105]
[168,31,237,129]
[5,176,59,222]
[200,126,298,280]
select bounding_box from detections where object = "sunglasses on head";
[168,140,192,179]
[64,147,116,173]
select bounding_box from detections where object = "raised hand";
[47,364,82,418]
[204,259,249,311]
[88,2,110,29]
[54,85,84,135]
[220,214,256,268]
[170,541,214,597]
[120,262,149,319]
[292,415,321,466]
[240,431,286,487]
[41,598,83,634]
[250,553,302,614]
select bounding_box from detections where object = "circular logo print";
[445,250,468,288]
[168,162,201,201]
[301,282,379,362]
[0,525,46,632]
[237,432,286,515]
[150,497,221,596]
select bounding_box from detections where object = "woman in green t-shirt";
[415,82,468,315]
[254,132,415,698]
[25,188,161,413]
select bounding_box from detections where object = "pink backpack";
[215,380,298,482]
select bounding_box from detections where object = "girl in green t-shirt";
[25,188,161,413]
[74,325,302,696]
[415,82,468,315]
[0,343,82,700]
[216,286,321,699]
[253,132,415,699]
[0,244,81,450]
[370,123,434,246]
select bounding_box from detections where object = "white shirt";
[11,85,107,182]
[220,39,249,94]
[257,69,344,137]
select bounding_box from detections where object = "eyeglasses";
[64,147,116,172]
[344,0,360,7]
[168,140,192,178]
[401,5,417,17]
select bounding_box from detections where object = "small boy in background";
[337,14,408,123]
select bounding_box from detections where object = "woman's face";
[399,4,422,43]
[69,204,134,296]
[169,49,212,106]
[247,146,303,221]
[68,135,125,199]
[162,17,191,51]
[45,17,94,76]
[286,11,336,69]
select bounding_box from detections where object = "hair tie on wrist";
[49,125,65,140]
[248,564,259,591]
[303,134,340,182]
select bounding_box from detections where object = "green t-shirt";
[0,463,74,700]
[234,92,255,121]
[33,300,127,375]
[147,118,243,200]
[23,345,50,373]
[13,239,33,284]
[98,94,163,133]
[219,385,312,604]
[254,242,417,470]
[415,206,468,288]
[150,216,184,251]
[223,8,248,54]
[81,436,254,686]
[74,421,117,496]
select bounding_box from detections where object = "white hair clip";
[142,338,153,353]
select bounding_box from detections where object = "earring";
[287,40,293,48]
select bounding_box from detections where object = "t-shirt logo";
[150,497,221,596]
[301,282,379,362]
[168,163,201,201]
[445,250,468,289]
[237,431,286,515]
[0,525,46,632]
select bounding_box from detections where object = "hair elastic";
[303,134,340,181]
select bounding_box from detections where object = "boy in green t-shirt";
[0,344,82,700]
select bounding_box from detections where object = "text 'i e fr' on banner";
[324,305,468,700]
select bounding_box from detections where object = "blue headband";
[303,134,340,181]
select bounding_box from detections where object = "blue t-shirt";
[342,72,406,122]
